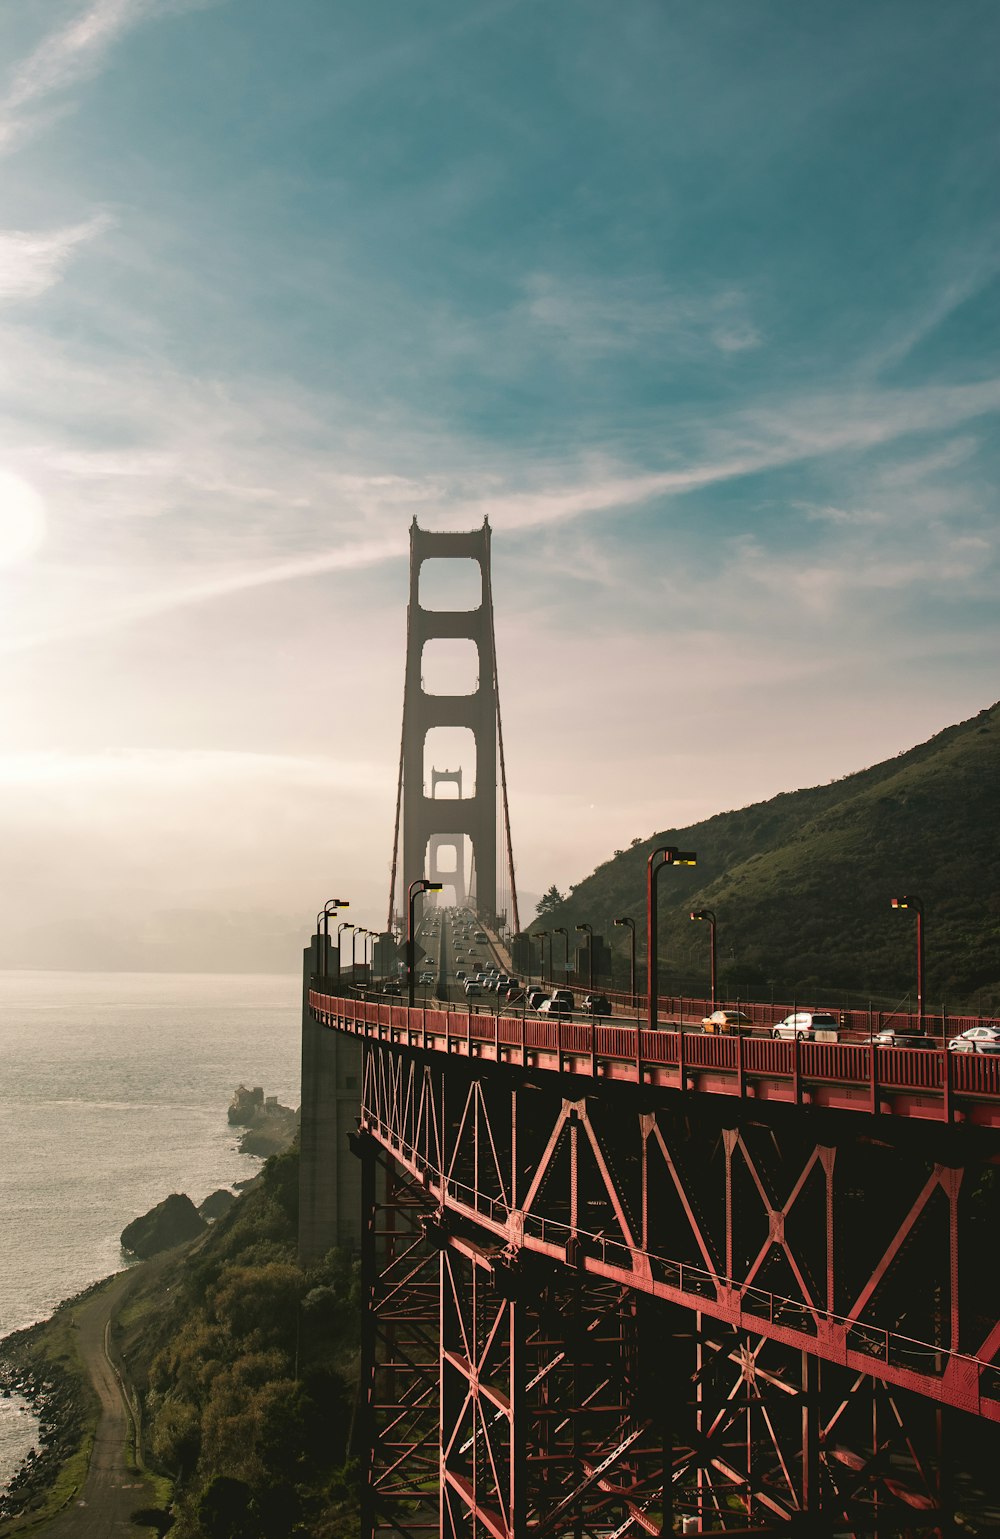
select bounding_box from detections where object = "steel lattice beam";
[352,1035,1000,1536]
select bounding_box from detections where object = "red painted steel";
[311,991,1000,1127]
[533,979,1000,1042]
[325,995,1000,1535]
[349,1043,995,1535]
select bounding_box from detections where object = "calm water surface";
[0,970,300,1492]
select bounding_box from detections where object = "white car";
[772,1011,839,1040]
[948,1026,1000,1052]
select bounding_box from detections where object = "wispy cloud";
[0,215,110,300]
[864,243,1000,378]
[0,0,154,152]
[3,344,999,655]
[520,273,762,358]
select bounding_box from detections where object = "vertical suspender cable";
[386,598,411,935]
[485,563,520,937]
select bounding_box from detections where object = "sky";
[0,0,997,971]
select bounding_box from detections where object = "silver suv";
[772,1011,839,1040]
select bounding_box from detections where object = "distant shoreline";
[0,967,299,977]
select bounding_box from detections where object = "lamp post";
[891,896,924,1032]
[408,879,443,1007]
[536,930,549,984]
[554,927,569,981]
[647,847,697,1030]
[576,922,594,994]
[614,916,637,1014]
[690,909,717,1010]
[316,899,349,977]
[336,920,353,982]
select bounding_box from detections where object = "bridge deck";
[310,990,1000,1126]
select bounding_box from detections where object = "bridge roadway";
[313,989,1000,1129]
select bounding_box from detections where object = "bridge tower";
[389,518,518,932]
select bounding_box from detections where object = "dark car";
[872,1030,937,1048]
[382,981,402,996]
[581,994,612,1017]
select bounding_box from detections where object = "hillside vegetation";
[117,1146,360,1539]
[532,702,1000,1010]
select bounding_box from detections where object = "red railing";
[311,991,1000,1125]
[533,980,999,1041]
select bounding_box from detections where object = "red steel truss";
[332,1009,1000,1534]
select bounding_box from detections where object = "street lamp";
[614,916,637,1014]
[647,847,697,1030]
[554,927,569,980]
[576,922,594,994]
[690,910,717,1010]
[536,930,549,984]
[316,899,349,977]
[891,896,924,1032]
[336,920,353,982]
[408,879,443,1007]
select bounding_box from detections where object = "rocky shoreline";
[0,1274,108,1527]
[0,1085,298,1527]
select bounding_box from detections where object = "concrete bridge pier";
[298,936,364,1263]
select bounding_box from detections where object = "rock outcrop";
[227,1083,298,1157]
[228,1085,266,1125]
[121,1193,206,1258]
[198,1188,237,1221]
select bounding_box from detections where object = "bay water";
[0,970,301,1494]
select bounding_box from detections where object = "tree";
[535,885,565,918]
[197,1476,257,1539]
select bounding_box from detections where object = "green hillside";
[529,702,1000,1011]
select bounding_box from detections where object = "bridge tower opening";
[388,518,518,934]
[427,768,467,907]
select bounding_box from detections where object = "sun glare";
[0,470,46,569]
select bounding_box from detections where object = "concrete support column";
[297,943,364,1263]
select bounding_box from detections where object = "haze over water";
[0,969,301,1492]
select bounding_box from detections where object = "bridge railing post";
[793,1032,801,1105]
[869,1037,879,1115]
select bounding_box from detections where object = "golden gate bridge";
[300,519,999,1537]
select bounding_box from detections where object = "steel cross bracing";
[331,1008,1000,1535]
[352,1104,994,1537]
